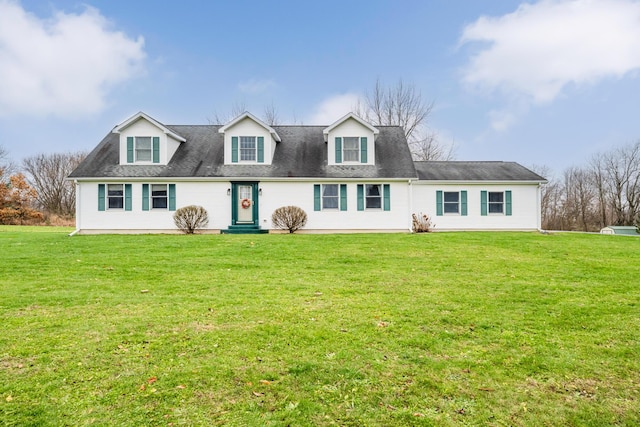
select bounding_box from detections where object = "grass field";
[1,227,639,426]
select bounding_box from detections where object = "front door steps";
[221,225,269,234]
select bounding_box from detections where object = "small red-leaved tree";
[173,205,209,234]
[272,206,307,233]
[0,173,44,225]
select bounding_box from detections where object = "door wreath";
[241,198,251,209]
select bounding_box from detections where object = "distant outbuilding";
[600,226,639,236]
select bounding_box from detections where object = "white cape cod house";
[68,111,546,234]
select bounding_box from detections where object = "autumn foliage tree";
[0,173,44,225]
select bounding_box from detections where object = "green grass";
[1,227,639,426]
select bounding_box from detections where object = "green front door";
[231,182,259,226]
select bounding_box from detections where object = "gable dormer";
[323,113,379,166]
[113,112,186,166]
[218,112,281,165]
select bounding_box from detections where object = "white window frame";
[151,184,168,209]
[135,136,152,162]
[342,137,360,163]
[322,184,339,210]
[488,191,504,214]
[239,136,257,162]
[365,184,382,209]
[443,191,460,215]
[107,184,124,210]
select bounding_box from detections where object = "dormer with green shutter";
[323,113,379,166]
[113,112,186,166]
[218,112,281,165]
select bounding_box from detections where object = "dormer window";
[240,136,257,161]
[126,136,160,163]
[343,137,360,162]
[135,137,152,162]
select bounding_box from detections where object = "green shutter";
[436,190,443,216]
[142,184,149,211]
[169,184,176,211]
[231,137,238,163]
[152,137,160,163]
[505,190,512,216]
[360,137,367,163]
[383,184,390,211]
[257,137,264,163]
[340,184,347,211]
[126,137,134,163]
[357,184,364,211]
[124,184,132,211]
[98,184,105,211]
[335,137,342,163]
[481,191,488,216]
[461,191,468,216]
[314,184,321,211]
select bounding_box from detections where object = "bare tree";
[0,144,16,180]
[22,151,87,217]
[355,78,453,160]
[262,101,280,126]
[563,166,597,231]
[209,101,248,124]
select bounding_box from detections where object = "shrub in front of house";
[173,205,209,234]
[271,206,307,233]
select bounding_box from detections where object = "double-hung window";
[444,192,459,214]
[481,190,512,216]
[366,184,382,209]
[343,137,359,162]
[98,183,131,211]
[488,192,504,214]
[239,136,256,161]
[356,184,390,211]
[141,183,176,211]
[436,190,467,216]
[126,136,159,163]
[314,184,347,211]
[108,184,124,209]
[135,137,152,162]
[152,184,168,209]
[322,184,339,209]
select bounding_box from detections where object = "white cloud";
[238,78,276,94]
[460,0,640,104]
[307,93,361,124]
[0,0,145,118]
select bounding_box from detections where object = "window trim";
[142,183,176,211]
[107,184,124,210]
[322,184,339,210]
[357,183,390,211]
[443,191,460,215]
[342,137,360,163]
[239,136,257,162]
[488,191,504,215]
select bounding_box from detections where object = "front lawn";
[1,229,638,426]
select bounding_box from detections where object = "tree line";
[0,146,86,225]
[536,140,640,231]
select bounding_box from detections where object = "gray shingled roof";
[69,125,418,180]
[414,161,546,182]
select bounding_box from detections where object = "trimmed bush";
[272,206,307,233]
[173,205,209,234]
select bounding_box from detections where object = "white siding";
[76,180,412,233]
[412,183,542,231]
[326,118,376,165]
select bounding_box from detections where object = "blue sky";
[2,0,640,176]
